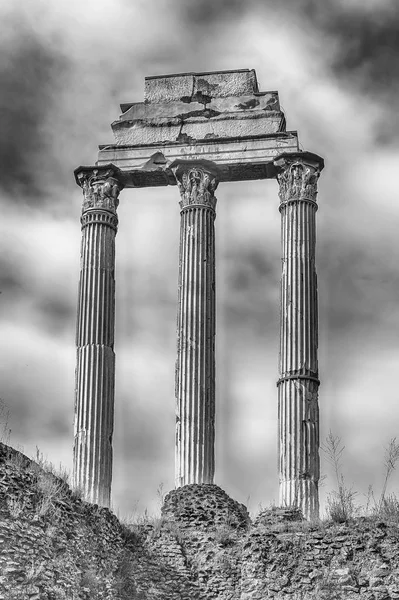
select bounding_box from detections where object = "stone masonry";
[2,444,399,600]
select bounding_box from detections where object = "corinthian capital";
[74,165,124,214]
[172,160,219,210]
[274,152,324,205]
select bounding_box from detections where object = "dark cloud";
[0,258,24,294]
[43,414,71,439]
[312,2,399,99]
[0,15,69,201]
[228,248,275,288]
[118,414,170,463]
[0,255,75,335]
[36,296,76,336]
[320,4,398,78]
[320,242,399,335]
[323,4,399,143]
[180,0,399,142]
[221,245,279,337]
[283,0,399,142]
[181,0,250,28]
[0,374,71,444]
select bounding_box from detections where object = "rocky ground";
[1,442,399,599]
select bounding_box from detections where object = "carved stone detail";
[81,210,118,232]
[173,165,218,210]
[76,168,124,214]
[277,159,320,205]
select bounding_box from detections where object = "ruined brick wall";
[2,442,399,599]
[0,443,200,599]
[157,485,399,600]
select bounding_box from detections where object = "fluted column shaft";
[173,161,219,488]
[275,153,324,519]
[73,165,123,507]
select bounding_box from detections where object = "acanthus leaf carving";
[173,165,218,210]
[77,168,124,214]
[277,160,320,205]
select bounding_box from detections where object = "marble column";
[172,160,219,488]
[73,164,124,507]
[274,152,324,519]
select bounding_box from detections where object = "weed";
[81,567,100,595]
[148,516,164,540]
[322,432,358,523]
[0,399,11,444]
[379,437,399,509]
[375,493,399,524]
[115,552,140,599]
[120,522,142,547]
[35,471,67,517]
[6,495,26,518]
[214,553,234,575]
[156,482,165,508]
[162,519,184,545]
[70,483,85,501]
[31,448,63,477]
[214,523,236,547]
[359,439,399,523]
[49,586,69,600]
[5,448,28,470]
[46,524,58,539]
[25,560,45,583]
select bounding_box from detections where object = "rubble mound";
[161,483,250,530]
[254,506,303,527]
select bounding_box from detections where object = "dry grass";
[80,566,100,594]
[6,495,27,518]
[320,432,399,526]
[214,523,237,547]
[115,551,140,599]
[3,444,84,520]
[0,399,11,445]
[322,431,359,523]
[35,472,67,517]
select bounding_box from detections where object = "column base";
[279,478,319,520]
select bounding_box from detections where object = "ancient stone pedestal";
[275,152,324,519]
[173,160,219,488]
[73,165,123,507]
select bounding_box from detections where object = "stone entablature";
[96,69,299,186]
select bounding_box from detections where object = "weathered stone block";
[120,91,280,121]
[144,69,258,103]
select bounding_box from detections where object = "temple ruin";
[72,68,324,519]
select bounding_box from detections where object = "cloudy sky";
[0,0,398,519]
